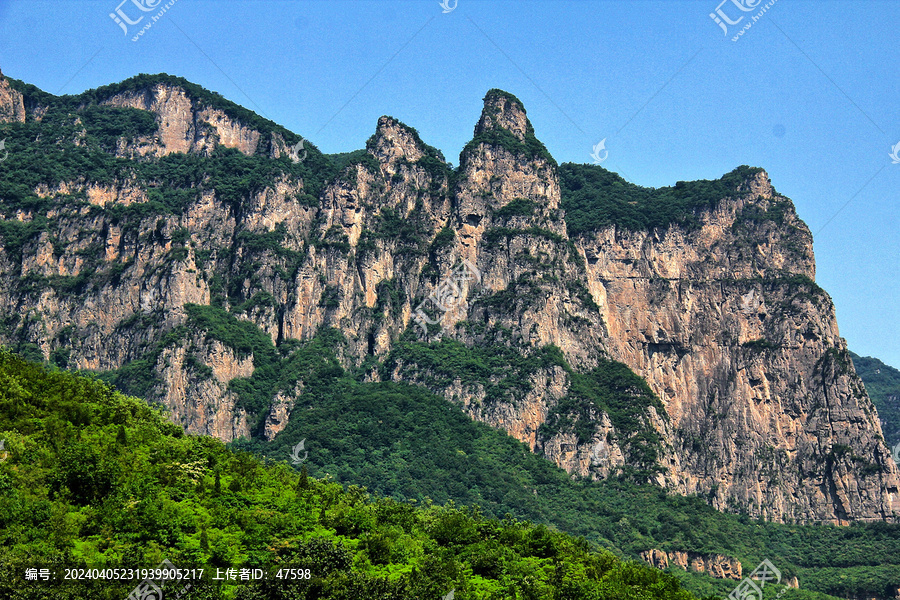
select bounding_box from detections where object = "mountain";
[0,70,897,526]
[851,352,900,451]
[0,348,721,600]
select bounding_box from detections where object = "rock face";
[0,70,26,123]
[102,84,261,157]
[0,72,897,524]
[640,549,743,580]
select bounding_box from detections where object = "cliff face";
[0,70,26,123]
[0,72,897,524]
[576,174,899,523]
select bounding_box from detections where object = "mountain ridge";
[0,70,897,525]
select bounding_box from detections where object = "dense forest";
[0,347,719,600]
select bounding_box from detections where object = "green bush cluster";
[559,164,766,235]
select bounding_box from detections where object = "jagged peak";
[366,115,447,171]
[475,89,530,141]
[460,89,556,168]
[738,167,774,199]
[88,73,291,136]
[369,116,427,164]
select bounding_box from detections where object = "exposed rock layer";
[1,74,897,524]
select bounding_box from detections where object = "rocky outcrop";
[640,549,743,580]
[0,72,897,524]
[157,337,252,441]
[103,83,261,157]
[0,70,26,123]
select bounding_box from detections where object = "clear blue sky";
[0,0,897,367]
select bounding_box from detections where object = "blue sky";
[0,0,897,367]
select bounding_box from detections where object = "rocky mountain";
[0,69,897,525]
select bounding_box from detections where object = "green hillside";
[850,352,900,449]
[189,321,894,600]
[0,347,720,600]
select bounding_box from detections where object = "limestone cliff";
[0,71,896,524]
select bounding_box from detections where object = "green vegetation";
[462,126,556,168]
[429,226,455,254]
[481,226,564,248]
[226,333,895,599]
[741,338,780,352]
[851,351,900,448]
[731,197,792,229]
[559,164,767,235]
[182,305,343,424]
[540,360,667,478]
[374,205,430,255]
[0,347,712,599]
[381,337,567,406]
[325,148,374,173]
[5,321,899,598]
[494,198,536,219]
[79,105,159,152]
[237,339,897,600]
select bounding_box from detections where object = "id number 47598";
[275,568,312,579]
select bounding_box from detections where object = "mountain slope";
[3,348,897,599]
[0,347,724,600]
[0,70,896,524]
[851,352,900,450]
